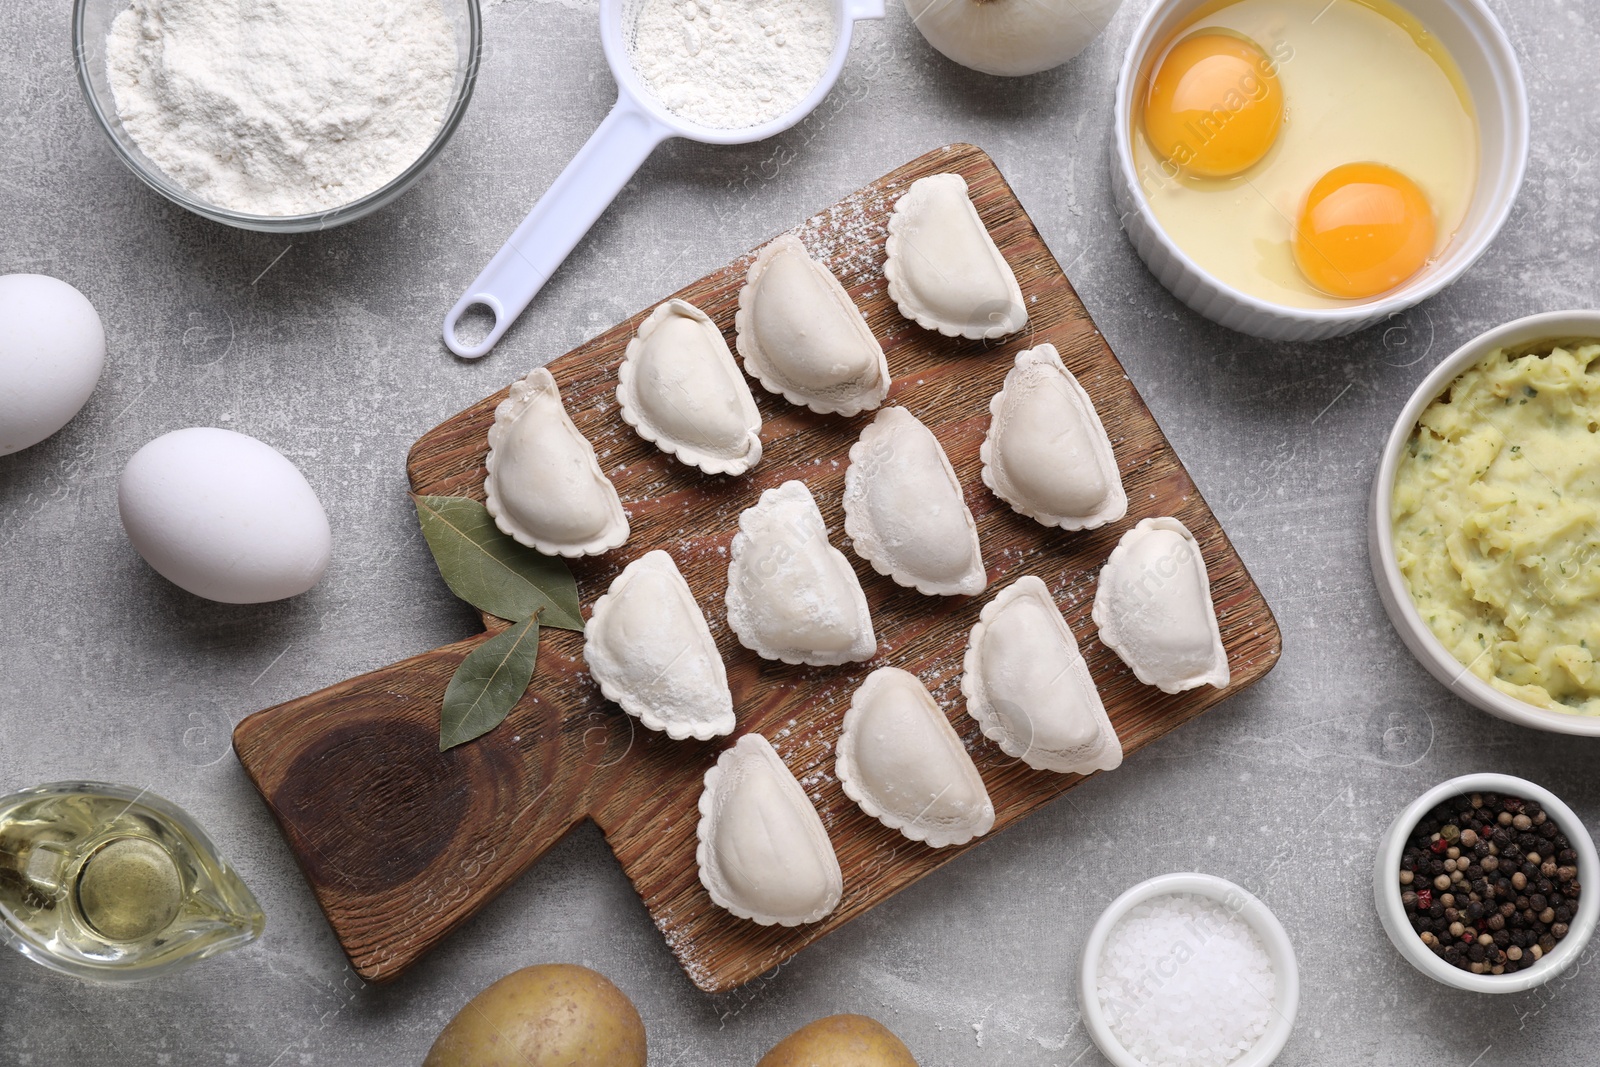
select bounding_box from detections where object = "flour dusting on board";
[800,188,893,276]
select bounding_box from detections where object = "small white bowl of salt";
[1079,873,1300,1067]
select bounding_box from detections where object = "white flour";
[630,0,835,129]
[106,0,457,216]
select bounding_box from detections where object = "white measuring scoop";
[443,0,886,359]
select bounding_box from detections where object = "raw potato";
[423,964,646,1067]
[757,1014,920,1066]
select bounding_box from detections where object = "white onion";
[903,0,1123,77]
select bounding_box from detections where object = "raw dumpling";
[884,173,1027,340]
[836,667,994,848]
[982,343,1127,530]
[734,234,890,416]
[584,550,733,741]
[618,299,763,475]
[961,575,1122,775]
[1093,517,1229,694]
[842,407,985,596]
[484,367,628,557]
[726,480,876,666]
[696,733,843,926]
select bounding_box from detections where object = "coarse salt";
[1096,893,1276,1067]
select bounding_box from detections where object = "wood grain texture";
[233,143,1281,992]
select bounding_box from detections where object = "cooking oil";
[0,782,264,981]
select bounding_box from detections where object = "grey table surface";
[3,0,1599,1062]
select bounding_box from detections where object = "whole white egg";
[118,428,333,604]
[0,274,106,456]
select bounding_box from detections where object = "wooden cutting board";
[233,143,1281,993]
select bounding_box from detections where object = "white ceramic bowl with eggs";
[1110,0,1528,342]
[1374,772,1599,993]
[1369,310,1600,736]
[1078,872,1300,1067]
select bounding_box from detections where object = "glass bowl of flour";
[73,0,481,232]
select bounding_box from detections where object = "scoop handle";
[443,96,673,359]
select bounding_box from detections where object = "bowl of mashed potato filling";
[1372,311,1600,735]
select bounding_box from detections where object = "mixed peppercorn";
[1399,791,1581,975]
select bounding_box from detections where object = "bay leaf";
[440,615,541,750]
[413,495,583,631]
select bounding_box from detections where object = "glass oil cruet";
[0,782,264,981]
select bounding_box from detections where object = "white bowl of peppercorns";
[1375,773,1597,992]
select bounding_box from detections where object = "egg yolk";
[1293,163,1436,299]
[1144,32,1284,179]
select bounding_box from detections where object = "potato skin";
[423,964,646,1067]
[757,1014,920,1066]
